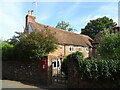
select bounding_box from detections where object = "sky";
[0,0,118,40]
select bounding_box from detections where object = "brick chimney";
[25,10,36,32]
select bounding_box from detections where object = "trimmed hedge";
[61,51,83,75]
[78,59,120,81]
[62,51,120,86]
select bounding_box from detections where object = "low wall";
[2,61,52,86]
[68,61,115,88]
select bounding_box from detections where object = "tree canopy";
[13,31,57,61]
[55,21,77,32]
[81,16,117,39]
[98,33,120,59]
[7,32,23,45]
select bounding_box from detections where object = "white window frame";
[78,46,82,52]
[52,60,61,69]
[86,47,89,53]
[69,45,74,52]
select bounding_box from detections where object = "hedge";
[62,51,120,86]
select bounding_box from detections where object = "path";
[1,80,67,89]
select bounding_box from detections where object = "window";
[78,46,82,52]
[52,60,61,69]
[69,45,74,52]
[86,47,89,53]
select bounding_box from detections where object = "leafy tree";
[81,16,117,39]
[13,31,57,61]
[98,33,120,59]
[55,21,77,32]
[8,32,23,45]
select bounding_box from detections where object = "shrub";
[61,51,84,75]
[98,33,120,59]
[13,31,57,61]
[2,43,14,61]
[75,58,120,86]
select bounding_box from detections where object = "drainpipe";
[64,44,66,56]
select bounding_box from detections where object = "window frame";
[69,45,74,52]
[52,60,61,69]
[78,46,82,52]
[86,47,89,53]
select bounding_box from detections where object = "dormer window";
[78,46,82,52]
[69,45,74,52]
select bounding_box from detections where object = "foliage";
[55,21,77,32]
[77,59,120,86]
[61,51,84,75]
[98,33,120,59]
[13,31,57,61]
[81,16,117,39]
[62,51,120,86]
[2,43,14,61]
[8,32,23,45]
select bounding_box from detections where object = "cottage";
[24,10,93,76]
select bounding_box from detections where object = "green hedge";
[62,51,120,86]
[2,43,14,61]
[61,51,84,75]
[78,59,120,80]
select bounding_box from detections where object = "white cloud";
[0,2,23,40]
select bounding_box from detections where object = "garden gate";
[52,59,67,85]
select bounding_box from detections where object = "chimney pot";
[28,10,31,15]
[31,10,34,16]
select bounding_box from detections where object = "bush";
[98,33,120,59]
[71,58,120,86]
[2,43,14,61]
[61,51,84,75]
[13,32,57,61]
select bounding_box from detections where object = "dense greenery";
[8,32,23,45]
[78,59,120,81]
[61,51,84,75]
[13,32,57,61]
[2,31,57,61]
[2,43,14,61]
[81,16,117,39]
[62,51,120,86]
[55,21,77,32]
[98,33,120,59]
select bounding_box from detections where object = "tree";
[98,33,120,59]
[81,16,117,39]
[13,31,57,61]
[7,32,23,45]
[55,21,77,32]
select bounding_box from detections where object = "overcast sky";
[0,0,118,40]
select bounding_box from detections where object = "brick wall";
[2,61,52,86]
[49,44,91,58]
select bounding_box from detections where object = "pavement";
[1,80,67,89]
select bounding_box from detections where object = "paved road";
[2,80,39,88]
[1,80,67,89]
